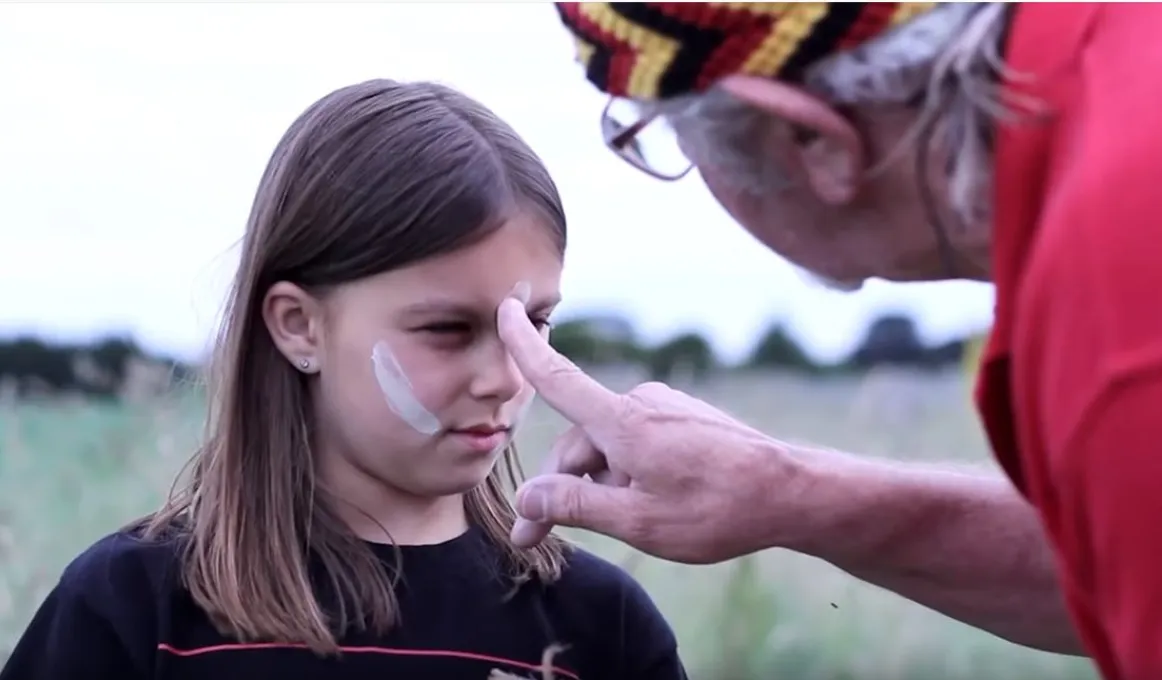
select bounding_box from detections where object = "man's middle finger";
[548,424,609,478]
[511,426,623,548]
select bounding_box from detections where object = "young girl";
[2,79,685,680]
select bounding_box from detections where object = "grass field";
[0,367,1098,679]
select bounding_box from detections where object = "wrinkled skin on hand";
[496,296,813,564]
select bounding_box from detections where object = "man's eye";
[531,317,553,331]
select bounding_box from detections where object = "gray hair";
[641,2,1019,231]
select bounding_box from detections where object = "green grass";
[0,368,1097,679]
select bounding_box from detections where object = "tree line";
[0,335,195,401]
[0,312,984,401]
[548,312,982,383]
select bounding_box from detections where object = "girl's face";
[308,212,562,505]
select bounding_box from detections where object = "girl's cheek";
[370,340,442,436]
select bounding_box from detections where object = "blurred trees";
[0,310,987,401]
[0,335,193,401]
[746,323,819,374]
[545,311,981,379]
[848,313,967,372]
[644,332,716,384]
[547,315,641,366]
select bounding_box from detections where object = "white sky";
[0,3,995,365]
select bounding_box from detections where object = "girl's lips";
[458,426,507,436]
[448,428,510,453]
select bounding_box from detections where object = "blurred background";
[0,3,1094,679]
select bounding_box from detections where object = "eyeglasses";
[600,96,694,181]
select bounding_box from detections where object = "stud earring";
[297,358,311,371]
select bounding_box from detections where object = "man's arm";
[769,447,1083,655]
[494,296,1080,654]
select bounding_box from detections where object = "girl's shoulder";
[537,543,684,678]
[552,543,649,597]
[4,525,186,678]
[54,521,187,615]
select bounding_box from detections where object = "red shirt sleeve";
[1010,6,1162,678]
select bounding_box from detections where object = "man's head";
[557,3,1016,288]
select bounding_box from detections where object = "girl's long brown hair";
[131,79,569,654]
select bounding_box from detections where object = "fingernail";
[517,485,548,522]
[508,280,530,304]
[511,519,546,548]
[496,297,524,321]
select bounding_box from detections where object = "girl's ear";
[262,281,324,371]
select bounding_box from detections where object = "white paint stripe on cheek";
[370,341,442,436]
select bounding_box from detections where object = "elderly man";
[493,3,1162,679]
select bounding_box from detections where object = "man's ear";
[262,281,324,372]
[718,75,863,204]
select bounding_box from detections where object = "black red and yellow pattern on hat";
[555,2,939,101]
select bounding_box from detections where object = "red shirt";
[976,4,1162,679]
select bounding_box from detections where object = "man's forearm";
[773,446,1083,655]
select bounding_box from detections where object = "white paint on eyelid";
[370,341,442,436]
[504,281,539,426]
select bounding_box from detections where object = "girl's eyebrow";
[400,294,562,317]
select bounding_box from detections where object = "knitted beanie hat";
[554,3,939,101]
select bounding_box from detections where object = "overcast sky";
[0,3,995,364]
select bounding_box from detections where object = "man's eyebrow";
[400,294,562,316]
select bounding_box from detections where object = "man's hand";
[496,296,808,564]
[495,297,1085,653]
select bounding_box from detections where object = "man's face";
[667,78,992,286]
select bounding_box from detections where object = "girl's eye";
[419,317,550,336]
[421,322,472,335]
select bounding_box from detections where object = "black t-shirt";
[1,524,686,680]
